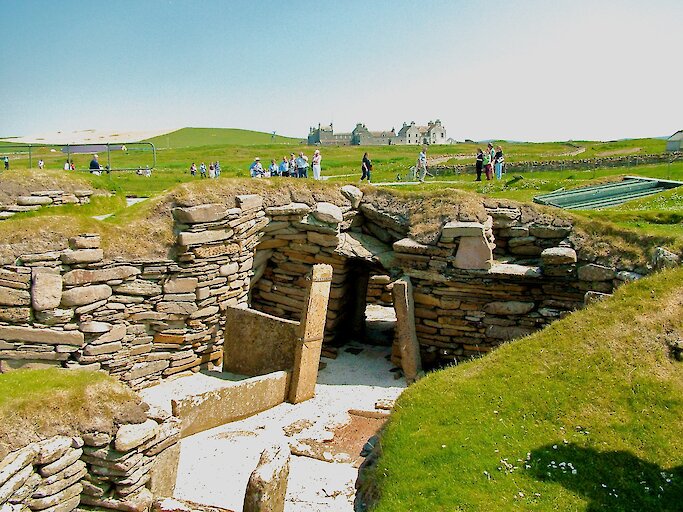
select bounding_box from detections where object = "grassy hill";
[368,267,683,511]
[143,127,301,148]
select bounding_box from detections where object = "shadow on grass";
[529,443,683,511]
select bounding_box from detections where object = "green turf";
[369,268,683,511]
[144,127,301,148]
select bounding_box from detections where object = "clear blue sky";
[1,0,682,141]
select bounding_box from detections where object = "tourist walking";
[279,156,289,177]
[494,146,505,179]
[190,163,197,176]
[417,146,428,182]
[38,159,44,170]
[312,149,322,180]
[250,157,264,178]
[208,163,216,178]
[475,148,483,181]
[361,152,372,182]
[3,156,8,170]
[199,162,207,178]
[215,161,221,177]
[64,160,70,171]
[296,152,309,178]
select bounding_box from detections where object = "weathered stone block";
[115,420,159,452]
[172,204,227,224]
[60,249,104,264]
[163,278,198,294]
[453,236,493,270]
[243,440,290,512]
[340,185,363,208]
[69,233,101,249]
[0,325,84,346]
[63,266,140,285]
[312,202,343,224]
[483,301,535,315]
[177,228,234,247]
[0,307,31,323]
[61,284,112,307]
[79,321,112,333]
[541,247,577,265]
[32,272,63,311]
[529,225,571,239]
[156,302,198,315]
[577,264,615,282]
[0,286,30,307]
[442,221,485,238]
[114,280,162,296]
[236,194,263,211]
[17,195,52,206]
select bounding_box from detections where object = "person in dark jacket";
[361,153,372,182]
[89,155,101,173]
[475,148,484,181]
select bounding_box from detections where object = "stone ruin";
[0,183,670,512]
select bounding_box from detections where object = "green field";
[368,268,683,511]
[144,127,301,148]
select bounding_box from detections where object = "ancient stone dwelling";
[0,182,666,512]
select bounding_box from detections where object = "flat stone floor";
[172,343,405,512]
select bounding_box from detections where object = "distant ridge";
[143,127,301,149]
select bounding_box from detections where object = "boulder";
[31,272,63,311]
[311,202,343,224]
[340,185,363,208]
[652,247,680,270]
[61,284,112,307]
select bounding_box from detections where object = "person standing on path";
[494,146,505,180]
[288,153,297,178]
[190,163,197,176]
[199,162,207,178]
[361,152,372,182]
[475,148,484,181]
[3,156,8,170]
[268,159,279,177]
[417,146,428,182]
[215,161,221,177]
[312,149,322,180]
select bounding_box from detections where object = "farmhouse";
[308,119,447,146]
[666,129,683,152]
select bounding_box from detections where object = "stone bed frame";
[0,185,662,389]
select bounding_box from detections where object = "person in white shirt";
[312,149,322,180]
[417,146,428,182]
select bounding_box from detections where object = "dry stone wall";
[0,413,179,512]
[0,186,663,377]
[0,190,93,221]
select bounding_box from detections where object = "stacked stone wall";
[0,190,93,221]
[0,413,179,512]
[0,186,665,377]
[432,152,682,175]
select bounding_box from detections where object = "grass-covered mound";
[144,127,300,148]
[0,369,145,459]
[370,268,683,511]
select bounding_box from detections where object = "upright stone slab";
[454,236,493,270]
[243,439,290,512]
[392,277,422,384]
[288,264,332,404]
[31,271,63,311]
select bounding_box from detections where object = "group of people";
[189,161,221,178]
[475,143,505,181]
[249,150,323,179]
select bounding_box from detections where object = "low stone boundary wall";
[0,414,180,512]
[432,152,682,176]
[0,190,93,220]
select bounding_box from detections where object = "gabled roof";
[668,130,683,141]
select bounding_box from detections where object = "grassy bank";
[0,369,144,458]
[370,268,683,511]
